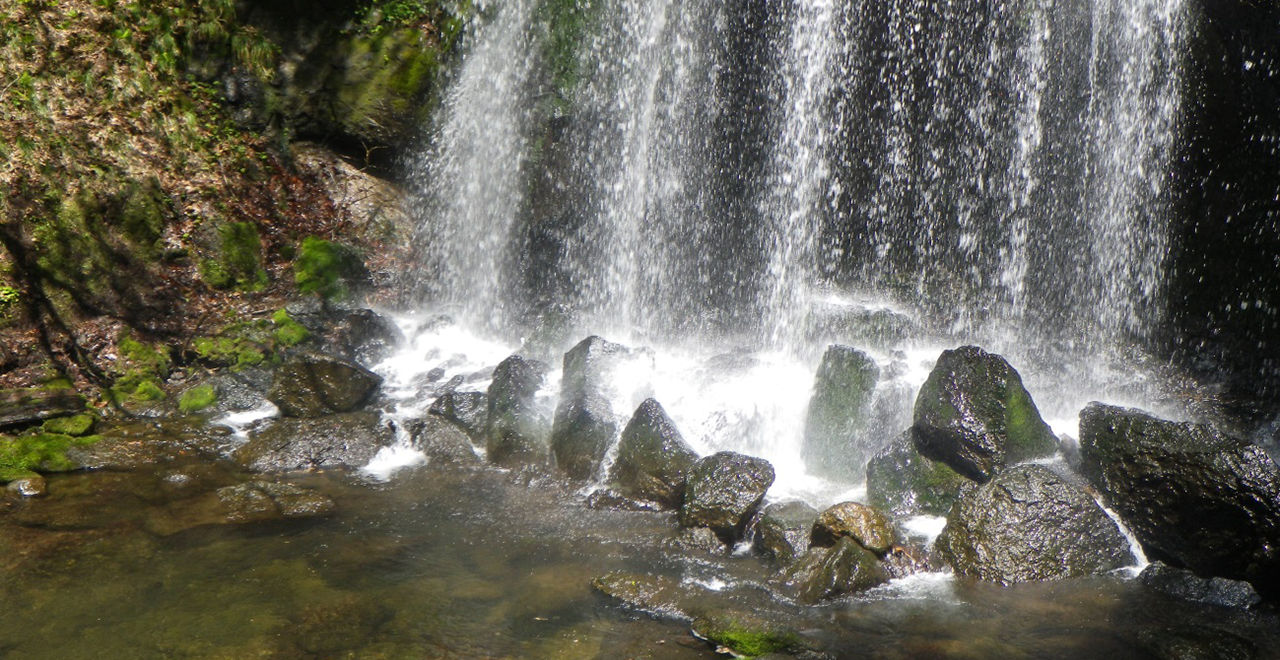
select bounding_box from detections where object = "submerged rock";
[216,481,336,523]
[607,398,697,509]
[865,431,967,517]
[4,472,47,497]
[778,537,890,603]
[235,411,394,472]
[679,452,775,543]
[811,502,896,555]
[802,345,881,480]
[267,352,383,418]
[485,355,550,467]
[935,464,1135,584]
[428,390,487,441]
[691,610,809,657]
[1079,404,1280,599]
[753,501,819,564]
[1139,562,1262,610]
[911,346,1058,482]
[550,336,630,480]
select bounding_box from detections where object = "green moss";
[272,309,311,346]
[41,414,96,437]
[201,221,267,291]
[194,335,266,370]
[294,236,362,300]
[132,380,166,402]
[691,613,804,658]
[178,384,218,412]
[119,333,171,379]
[0,432,100,474]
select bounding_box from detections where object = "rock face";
[485,355,550,466]
[0,389,87,429]
[607,398,697,509]
[1079,404,1280,599]
[935,464,1135,584]
[679,452,776,543]
[802,345,881,479]
[1139,562,1262,610]
[550,336,630,480]
[779,537,890,603]
[326,308,404,366]
[404,415,480,466]
[267,352,383,418]
[911,346,1058,482]
[428,390,487,441]
[865,431,968,517]
[753,501,819,564]
[234,411,394,472]
[811,502,896,555]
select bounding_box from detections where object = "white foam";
[212,401,279,443]
[361,445,429,481]
[902,515,948,544]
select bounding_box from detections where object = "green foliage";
[0,432,100,474]
[200,221,267,291]
[294,237,362,300]
[41,414,96,437]
[272,309,311,346]
[178,384,218,412]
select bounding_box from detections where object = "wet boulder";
[1079,404,1280,599]
[485,355,550,466]
[753,501,819,564]
[428,390,487,441]
[404,414,481,466]
[234,411,394,472]
[691,610,811,657]
[911,346,1058,482]
[1138,562,1262,610]
[679,452,775,543]
[802,345,880,480]
[607,398,697,509]
[550,336,631,480]
[935,464,1135,584]
[326,308,404,366]
[0,388,87,429]
[777,537,890,603]
[811,502,896,555]
[267,352,383,418]
[865,431,968,517]
[216,481,336,523]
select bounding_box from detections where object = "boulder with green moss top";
[753,501,819,564]
[486,355,551,467]
[199,221,267,291]
[216,481,336,523]
[811,501,897,555]
[607,398,697,509]
[267,352,383,418]
[0,389,87,428]
[691,611,810,658]
[935,464,1134,584]
[0,431,101,475]
[40,413,96,437]
[271,309,312,348]
[178,384,219,413]
[865,431,968,517]
[551,336,632,480]
[679,452,775,544]
[235,411,394,472]
[294,237,368,301]
[777,537,890,604]
[911,346,1058,482]
[802,345,880,480]
[1079,403,1280,600]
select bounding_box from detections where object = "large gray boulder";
[753,501,819,564]
[428,390,487,441]
[801,345,880,480]
[234,411,394,471]
[935,464,1135,584]
[550,336,630,480]
[865,431,968,517]
[485,355,550,467]
[679,451,775,543]
[267,352,383,418]
[1079,403,1280,599]
[911,346,1058,482]
[607,398,697,509]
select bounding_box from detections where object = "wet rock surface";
[0,389,87,428]
[777,537,890,603]
[811,501,896,555]
[802,345,880,479]
[753,501,819,564]
[485,355,550,467]
[865,430,968,517]
[216,480,336,523]
[404,414,481,466]
[325,308,404,366]
[234,411,394,472]
[428,390,487,441]
[679,452,775,543]
[267,352,383,418]
[608,398,697,509]
[935,464,1135,584]
[1139,562,1262,610]
[550,336,631,480]
[912,346,1058,482]
[1079,403,1280,599]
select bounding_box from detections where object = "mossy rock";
[912,345,1057,482]
[0,432,101,474]
[485,355,551,467]
[778,537,890,604]
[691,611,807,657]
[200,222,268,291]
[178,384,219,413]
[607,398,697,509]
[811,502,897,555]
[271,309,311,347]
[802,344,880,480]
[294,236,367,300]
[41,414,96,437]
[865,431,968,517]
